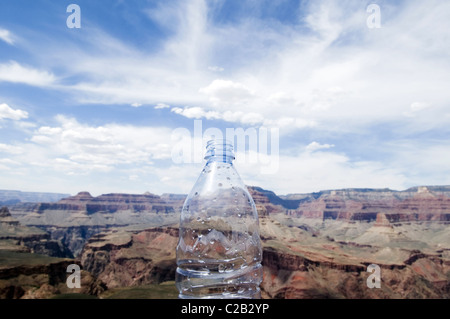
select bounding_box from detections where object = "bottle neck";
[204,140,235,164]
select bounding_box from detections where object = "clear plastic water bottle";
[176,139,263,299]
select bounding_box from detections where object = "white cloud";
[404,102,433,118]
[0,28,14,45]
[385,140,450,187]
[306,142,335,152]
[171,106,210,119]
[0,61,56,86]
[171,106,264,126]
[37,126,62,135]
[148,164,202,193]
[0,103,29,120]
[410,102,431,112]
[138,0,448,133]
[237,150,408,195]
[155,103,170,109]
[0,115,447,195]
[263,117,317,130]
[28,116,175,173]
[0,143,23,154]
[199,79,254,106]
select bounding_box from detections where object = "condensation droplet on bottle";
[227,177,231,181]
[218,183,223,187]
[194,192,198,196]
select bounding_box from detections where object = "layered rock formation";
[261,247,449,299]
[285,186,450,223]
[79,227,178,288]
[0,207,72,258]
[12,191,184,222]
[8,186,450,257]
[0,252,105,299]
[0,208,105,299]
[3,185,449,299]
[55,192,177,215]
[77,216,449,299]
[76,183,450,298]
[9,192,184,256]
[281,185,450,202]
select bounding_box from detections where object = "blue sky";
[0,0,449,196]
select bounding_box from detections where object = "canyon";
[1,185,449,298]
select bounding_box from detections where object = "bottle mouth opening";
[205,139,235,162]
[206,139,233,148]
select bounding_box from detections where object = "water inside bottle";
[176,262,262,299]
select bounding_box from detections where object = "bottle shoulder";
[188,162,246,194]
